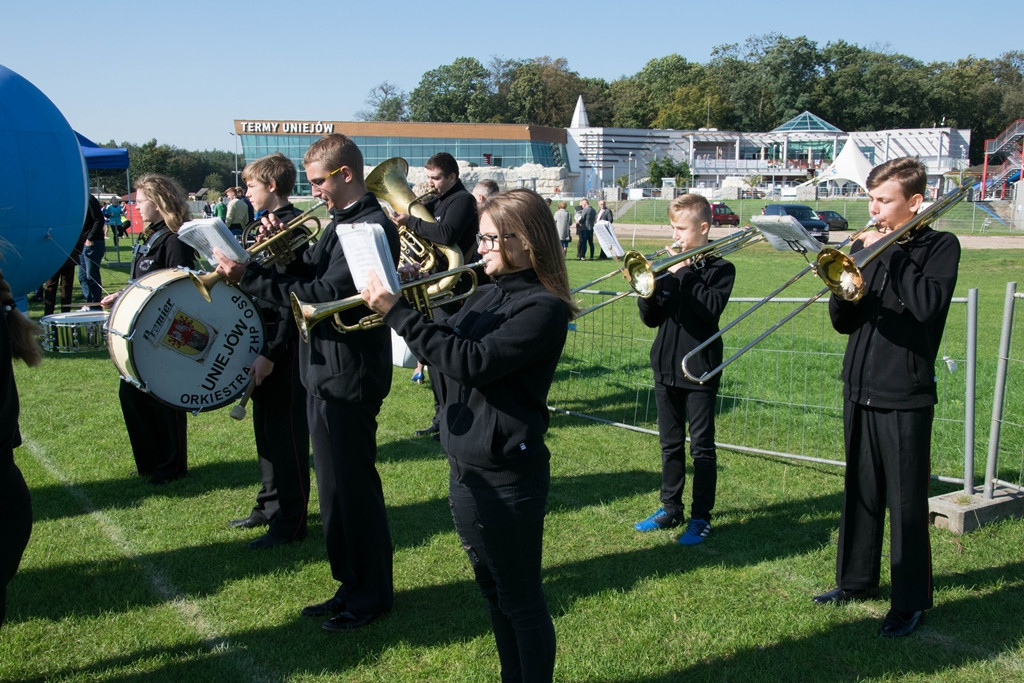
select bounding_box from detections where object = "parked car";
[816,209,849,231]
[710,202,739,226]
[762,204,830,243]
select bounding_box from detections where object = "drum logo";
[162,311,213,356]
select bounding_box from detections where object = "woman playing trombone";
[363,189,579,682]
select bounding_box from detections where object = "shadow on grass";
[603,561,1024,682]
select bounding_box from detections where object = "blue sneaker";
[678,518,711,546]
[633,508,681,532]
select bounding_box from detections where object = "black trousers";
[449,465,555,683]
[837,400,934,612]
[118,381,188,482]
[307,396,393,616]
[250,345,310,540]
[1,457,32,628]
[654,383,718,521]
[576,229,594,259]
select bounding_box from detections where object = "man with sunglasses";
[215,134,400,632]
[391,152,479,440]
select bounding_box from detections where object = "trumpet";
[575,226,764,318]
[191,200,326,302]
[681,181,972,383]
[291,263,484,340]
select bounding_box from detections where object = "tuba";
[365,157,464,295]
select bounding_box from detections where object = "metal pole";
[230,132,239,186]
[963,287,977,494]
[984,281,1018,499]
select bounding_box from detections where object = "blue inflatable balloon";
[0,64,88,298]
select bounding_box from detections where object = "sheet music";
[336,223,401,295]
[750,215,823,255]
[178,218,248,266]
[593,220,625,258]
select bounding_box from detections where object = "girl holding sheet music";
[363,188,579,682]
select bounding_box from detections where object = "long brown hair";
[0,262,42,367]
[135,174,191,234]
[481,189,581,319]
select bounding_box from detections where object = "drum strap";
[131,228,173,278]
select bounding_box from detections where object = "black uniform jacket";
[404,179,479,265]
[1,303,21,461]
[251,204,302,363]
[383,269,568,484]
[239,193,400,404]
[637,256,735,390]
[829,226,960,409]
[130,221,196,278]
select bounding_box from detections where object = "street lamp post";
[230,132,239,187]
[628,151,633,187]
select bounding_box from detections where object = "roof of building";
[771,111,844,134]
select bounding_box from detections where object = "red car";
[710,203,739,226]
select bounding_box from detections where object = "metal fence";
[550,289,980,485]
[984,282,1024,496]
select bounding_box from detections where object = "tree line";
[358,34,1023,163]
[91,34,1023,195]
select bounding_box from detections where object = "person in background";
[595,199,614,260]
[391,152,479,440]
[0,262,42,629]
[633,194,735,546]
[213,193,228,223]
[78,194,106,308]
[215,133,398,632]
[227,153,311,551]
[101,175,196,485]
[225,187,248,239]
[472,179,499,207]
[813,157,961,638]
[42,213,89,316]
[364,188,579,682]
[575,198,596,260]
[554,201,571,256]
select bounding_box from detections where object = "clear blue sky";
[2,1,1012,152]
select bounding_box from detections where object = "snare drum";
[106,267,265,412]
[40,310,109,353]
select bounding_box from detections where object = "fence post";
[984,282,1017,500]
[963,288,978,494]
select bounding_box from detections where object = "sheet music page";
[751,216,823,254]
[178,218,248,266]
[593,220,625,258]
[336,223,400,294]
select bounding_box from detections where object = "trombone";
[574,225,764,317]
[190,200,326,302]
[291,263,484,341]
[681,181,972,384]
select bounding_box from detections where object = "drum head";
[106,268,265,412]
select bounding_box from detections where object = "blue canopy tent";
[75,131,129,170]
[75,132,131,261]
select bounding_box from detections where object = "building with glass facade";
[232,120,568,195]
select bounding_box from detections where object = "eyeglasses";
[309,166,343,188]
[475,233,516,250]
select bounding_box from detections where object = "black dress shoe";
[322,610,386,632]
[879,609,922,637]
[301,596,347,617]
[413,424,439,437]
[812,587,879,604]
[228,513,269,529]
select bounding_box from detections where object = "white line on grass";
[23,438,275,683]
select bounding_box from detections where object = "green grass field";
[2,239,1022,681]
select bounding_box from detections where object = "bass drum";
[105,267,265,412]
[40,310,109,353]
